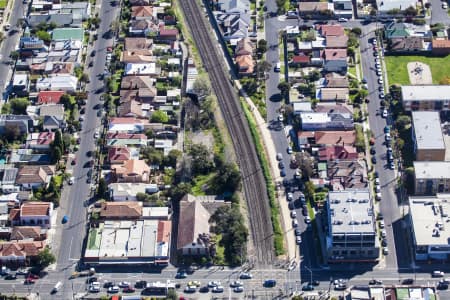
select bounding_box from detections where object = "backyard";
[384,55,450,85]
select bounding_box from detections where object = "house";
[323,49,347,61]
[290,54,311,67]
[324,73,349,88]
[10,226,46,241]
[300,112,353,131]
[124,37,153,50]
[177,194,228,256]
[157,28,179,42]
[131,6,154,20]
[327,159,368,190]
[292,102,313,115]
[37,91,65,104]
[111,159,150,183]
[318,145,358,161]
[121,75,155,90]
[401,85,450,111]
[99,201,142,219]
[108,146,131,164]
[106,132,148,147]
[15,165,55,190]
[60,2,91,20]
[217,0,250,13]
[38,104,65,120]
[235,55,254,75]
[26,132,55,151]
[108,117,146,133]
[235,37,253,56]
[411,111,445,161]
[52,28,84,41]
[120,88,157,104]
[118,100,147,118]
[332,0,353,19]
[0,168,19,194]
[323,60,347,74]
[315,102,353,114]
[121,50,154,63]
[298,2,334,17]
[317,24,345,37]
[319,87,349,102]
[9,149,52,165]
[297,130,356,147]
[326,35,348,48]
[0,115,33,135]
[10,202,53,228]
[12,74,29,94]
[124,63,161,76]
[384,22,432,51]
[28,13,81,28]
[0,241,46,266]
[36,75,78,92]
[215,13,250,43]
[42,116,64,131]
[20,37,45,51]
[129,19,158,36]
[414,162,450,195]
[108,182,159,201]
[432,39,450,56]
[389,36,426,52]
[154,139,174,156]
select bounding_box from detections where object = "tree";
[54,130,64,152]
[256,60,271,80]
[395,115,411,130]
[110,20,120,34]
[60,94,74,110]
[80,73,90,83]
[151,110,169,123]
[304,181,315,202]
[351,27,362,36]
[170,182,192,202]
[36,247,56,268]
[97,178,107,198]
[277,81,290,99]
[36,30,51,43]
[212,163,241,195]
[4,124,22,141]
[9,98,30,115]
[257,39,268,53]
[52,147,62,163]
[9,51,19,60]
[404,6,418,16]
[307,70,321,82]
[189,144,214,176]
[164,149,182,167]
[192,75,211,99]
[241,78,258,96]
[295,152,314,179]
[141,146,163,165]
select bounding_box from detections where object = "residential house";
[120,87,157,104]
[26,132,55,151]
[118,100,147,118]
[0,167,19,194]
[0,202,8,227]
[235,55,254,75]
[324,73,349,88]
[317,24,345,37]
[318,145,358,161]
[10,202,53,228]
[292,102,313,115]
[215,13,250,43]
[37,91,65,105]
[60,2,91,20]
[36,75,78,92]
[297,130,356,148]
[129,19,158,36]
[414,161,450,195]
[323,60,347,74]
[28,13,81,28]
[327,159,368,190]
[51,28,84,41]
[0,115,33,135]
[154,139,174,156]
[290,54,311,67]
[432,39,450,56]
[401,85,450,111]
[111,159,151,183]
[121,75,155,90]
[177,194,228,256]
[411,111,446,161]
[9,149,52,165]
[157,28,179,43]
[124,62,161,76]
[106,132,148,147]
[10,226,46,241]
[124,37,153,50]
[121,50,154,63]
[108,182,159,201]
[332,0,353,18]
[20,37,45,52]
[384,22,432,52]
[319,87,349,102]
[326,35,348,48]
[108,117,146,133]
[108,146,131,164]
[300,112,353,131]
[217,0,250,13]
[234,37,253,56]
[15,165,55,190]
[298,2,334,17]
[12,74,29,95]
[99,201,142,219]
[131,6,154,20]
[39,62,75,76]
[0,241,46,266]
[315,102,353,114]
[39,104,65,131]
[323,49,347,61]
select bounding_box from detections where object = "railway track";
[179,0,275,264]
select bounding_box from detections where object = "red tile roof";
[108,146,131,163]
[314,131,356,146]
[0,241,45,257]
[157,220,171,243]
[21,202,51,217]
[323,49,347,60]
[100,201,142,219]
[317,24,345,37]
[159,28,178,37]
[37,91,65,104]
[9,209,20,222]
[106,132,147,140]
[292,54,310,63]
[318,145,358,161]
[432,39,450,48]
[110,117,142,124]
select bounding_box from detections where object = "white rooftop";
[414,161,450,179]
[125,63,158,76]
[402,85,450,102]
[412,111,445,150]
[409,195,450,246]
[300,112,330,124]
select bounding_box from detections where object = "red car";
[123,287,135,293]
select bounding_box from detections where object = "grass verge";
[241,101,284,256]
[384,54,450,85]
[0,0,7,9]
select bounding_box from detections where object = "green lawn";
[384,55,450,85]
[0,0,7,9]
[191,173,215,196]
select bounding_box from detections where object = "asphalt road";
[0,0,26,100]
[431,0,450,25]
[48,0,120,298]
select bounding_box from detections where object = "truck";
[70,268,95,279]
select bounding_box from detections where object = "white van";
[52,281,63,293]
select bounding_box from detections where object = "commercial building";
[411,111,446,161]
[401,85,450,111]
[409,194,450,260]
[326,190,379,262]
[414,161,450,195]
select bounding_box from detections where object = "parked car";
[290,211,297,218]
[199,286,209,293]
[292,219,298,227]
[118,281,130,288]
[103,281,114,288]
[212,286,224,293]
[4,274,16,280]
[382,109,388,118]
[233,286,244,293]
[107,286,120,293]
[371,157,377,164]
[135,280,147,288]
[294,229,301,236]
[208,281,221,288]
[302,284,314,291]
[123,287,135,293]
[264,279,276,287]
[369,279,383,285]
[296,236,302,245]
[433,271,445,277]
[230,281,243,288]
[402,278,414,284]
[240,272,252,279]
[184,286,196,293]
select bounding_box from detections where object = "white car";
[287,192,293,201]
[379,220,385,228]
[278,114,284,122]
[378,78,384,84]
[107,286,120,293]
[230,281,243,288]
[212,286,224,293]
[382,247,389,255]
[338,17,348,22]
[375,178,380,185]
[382,109,388,118]
[433,271,445,277]
[94,131,100,139]
[381,230,387,238]
[208,281,221,288]
[118,281,130,288]
[290,211,297,218]
[292,219,298,227]
[68,177,75,185]
[443,3,448,9]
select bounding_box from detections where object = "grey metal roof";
[412,111,445,150]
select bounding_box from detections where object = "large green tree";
[189,144,214,176]
[36,247,56,268]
